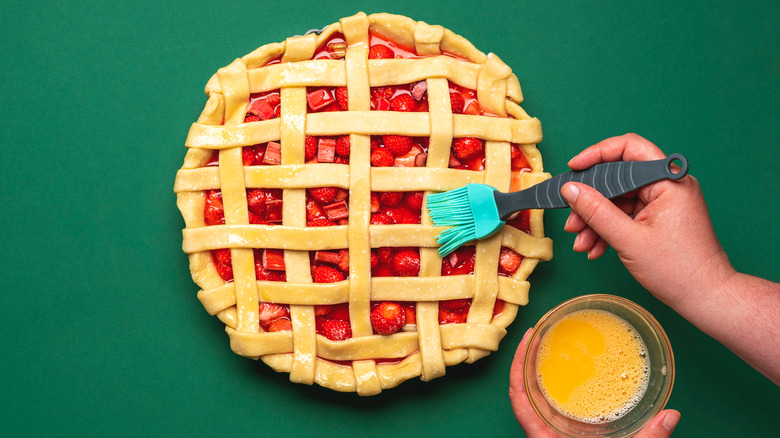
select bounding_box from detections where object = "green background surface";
[2,0,778,436]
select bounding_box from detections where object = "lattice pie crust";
[174,12,553,395]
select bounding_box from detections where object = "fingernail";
[561,183,580,203]
[663,411,680,432]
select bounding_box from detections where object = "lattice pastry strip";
[174,12,552,394]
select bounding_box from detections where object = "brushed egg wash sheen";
[536,310,649,423]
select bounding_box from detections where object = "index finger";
[509,328,532,392]
[568,133,666,170]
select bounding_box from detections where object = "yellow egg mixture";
[536,310,649,423]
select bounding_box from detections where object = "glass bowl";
[523,294,674,438]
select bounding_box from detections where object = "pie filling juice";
[536,310,649,424]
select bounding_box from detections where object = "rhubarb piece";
[265,199,283,223]
[307,88,335,111]
[411,81,427,101]
[262,249,286,271]
[394,143,424,167]
[317,138,336,163]
[262,141,282,165]
[324,199,349,220]
[315,250,341,265]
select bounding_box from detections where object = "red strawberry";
[403,191,424,211]
[498,247,523,275]
[314,305,332,316]
[244,113,261,123]
[378,191,404,207]
[264,188,283,201]
[327,303,351,321]
[212,248,233,282]
[335,135,351,157]
[370,213,395,225]
[308,187,339,204]
[306,199,327,222]
[265,93,281,107]
[370,137,381,151]
[242,145,264,165]
[336,86,349,110]
[390,93,417,112]
[320,319,352,341]
[370,147,394,167]
[372,264,393,277]
[376,247,394,264]
[258,302,290,323]
[441,246,476,275]
[246,189,266,217]
[266,318,292,332]
[452,137,484,160]
[204,190,225,225]
[371,86,396,100]
[370,192,380,212]
[369,44,394,59]
[305,136,318,161]
[383,206,420,224]
[382,135,413,156]
[440,299,470,311]
[439,307,469,324]
[338,249,350,272]
[370,251,379,269]
[370,302,406,335]
[391,248,420,277]
[450,92,465,114]
[313,265,345,283]
[308,218,336,227]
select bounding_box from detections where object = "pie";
[173,12,553,395]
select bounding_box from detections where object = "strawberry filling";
[200,31,534,339]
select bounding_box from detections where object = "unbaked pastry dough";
[174,12,552,395]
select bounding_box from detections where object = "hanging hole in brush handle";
[665,153,689,180]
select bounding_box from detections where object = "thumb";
[560,182,636,247]
[635,410,681,438]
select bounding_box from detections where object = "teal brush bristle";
[427,184,505,257]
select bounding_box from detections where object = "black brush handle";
[494,154,688,220]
